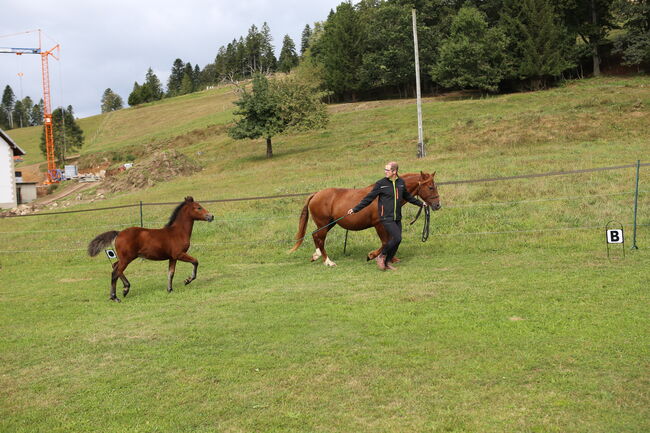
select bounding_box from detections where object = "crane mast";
[0,30,60,183]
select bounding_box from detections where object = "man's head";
[384,161,398,179]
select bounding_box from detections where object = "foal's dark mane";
[166,201,188,227]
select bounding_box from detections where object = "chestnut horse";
[290,172,441,266]
[88,196,214,302]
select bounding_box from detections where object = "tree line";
[120,0,647,108]
[3,0,648,122]
[2,0,646,163]
[0,85,44,130]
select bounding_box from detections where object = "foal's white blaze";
[324,257,337,267]
[312,248,322,261]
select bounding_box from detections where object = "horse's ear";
[432,171,436,178]
[185,196,194,202]
[420,171,427,179]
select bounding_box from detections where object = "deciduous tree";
[431,6,508,92]
[228,74,328,158]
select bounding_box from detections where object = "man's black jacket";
[352,177,422,221]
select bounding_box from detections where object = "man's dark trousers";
[381,219,402,263]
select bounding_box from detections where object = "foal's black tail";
[88,231,119,257]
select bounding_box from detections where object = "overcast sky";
[0,0,344,119]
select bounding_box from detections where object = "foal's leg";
[113,261,132,297]
[167,259,177,293]
[110,259,132,302]
[177,252,199,285]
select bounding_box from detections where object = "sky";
[0,0,344,119]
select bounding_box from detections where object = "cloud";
[0,0,340,118]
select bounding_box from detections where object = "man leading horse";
[348,161,429,271]
[290,161,441,268]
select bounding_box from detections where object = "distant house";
[16,171,37,205]
[0,128,26,209]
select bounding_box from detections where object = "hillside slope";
[1,76,648,433]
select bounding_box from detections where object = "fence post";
[140,201,143,228]
[631,160,640,249]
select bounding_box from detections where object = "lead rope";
[408,181,432,242]
[421,205,430,242]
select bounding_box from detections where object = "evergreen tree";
[193,64,201,90]
[278,35,300,73]
[13,100,29,128]
[246,25,263,73]
[312,1,366,100]
[40,106,84,165]
[180,73,194,95]
[178,63,195,95]
[260,22,277,72]
[301,24,312,56]
[128,82,143,106]
[214,46,228,81]
[20,96,34,126]
[236,37,248,77]
[500,0,574,89]
[167,58,185,96]
[143,67,164,102]
[431,6,508,92]
[613,0,650,68]
[1,85,16,129]
[100,88,124,112]
[31,99,44,126]
[199,63,217,87]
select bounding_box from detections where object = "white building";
[0,128,26,209]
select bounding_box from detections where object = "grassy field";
[1,76,649,432]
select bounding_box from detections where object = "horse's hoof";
[110,296,121,303]
[184,279,192,285]
[167,288,173,293]
[123,289,130,297]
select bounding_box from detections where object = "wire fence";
[0,161,646,256]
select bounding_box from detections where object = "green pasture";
[1,76,649,432]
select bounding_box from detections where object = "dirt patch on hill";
[103,149,202,192]
[79,124,227,171]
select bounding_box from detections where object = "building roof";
[0,128,26,156]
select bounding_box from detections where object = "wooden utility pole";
[412,9,425,158]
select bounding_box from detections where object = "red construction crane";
[0,30,61,183]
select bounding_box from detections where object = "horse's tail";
[88,230,119,257]
[289,193,316,253]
